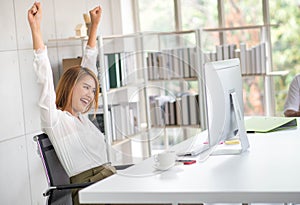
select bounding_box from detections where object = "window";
[136,0,298,116]
[180,0,267,115]
[138,0,175,32]
[223,0,265,116]
[223,0,263,26]
[181,0,218,30]
[269,0,300,115]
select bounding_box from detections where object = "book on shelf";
[146,47,200,80]
[251,46,256,74]
[106,53,121,89]
[189,47,197,77]
[229,44,237,59]
[150,101,157,126]
[88,103,140,142]
[260,42,267,74]
[180,94,190,126]
[128,109,135,134]
[239,43,247,75]
[164,101,170,125]
[119,52,127,86]
[109,108,116,141]
[172,49,182,78]
[234,49,241,73]
[157,52,167,79]
[153,52,160,80]
[119,52,134,85]
[109,102,139,142]
[149,95,159,126]
[163,49,173,79]
[246,48,252,75]
[121,104,130,136]
[129,102,140,133]
[210,51,217,62]
[240,42,267,75]
[168,100,176,125]
[216,45,223,61]
[182,47,191,78]
[175,98,182,125]
[148,94,201,127]
[155,98,164,126]
[188,94,200,125]
[146,53,154,80]
[205,42,267,76]
[147,52,165,80]
[104,51,138,90]
[255,45,261,74]
[177,48,183,76]
[222,44,229,60]
[111,104,123,141]
[163,100,178,126]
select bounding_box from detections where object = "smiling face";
[56,66,100,117]
[67,74,96,116]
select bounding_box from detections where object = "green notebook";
[245,116,297,133]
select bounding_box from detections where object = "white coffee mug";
[153,150,176,170]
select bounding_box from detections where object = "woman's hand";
[28,2,42,33]
[28,2,45,50]
[87,5,102,48]
[89,6,102,26]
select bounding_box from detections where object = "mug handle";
[153,154,160,167]
[154,154,159,162]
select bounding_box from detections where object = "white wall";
[0,0,135,204]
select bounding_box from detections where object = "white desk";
[79,123,300,204]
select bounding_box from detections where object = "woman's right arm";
[28,2,59,128]
[28,2,44,51]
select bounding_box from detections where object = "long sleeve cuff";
[85,45,98,55]
[34,46,48,60]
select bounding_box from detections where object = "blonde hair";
[56,66,100,114]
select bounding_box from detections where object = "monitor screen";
[204,58,249,154]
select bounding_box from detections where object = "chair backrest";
[35,133,132,205]
[36,133,73,205]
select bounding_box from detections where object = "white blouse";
[33,46,107,177]
[284,74,300,113]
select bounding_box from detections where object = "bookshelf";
[143,30,207,128]
[139,30,207,155]
[96,30,208,158]
[96,33,147,161]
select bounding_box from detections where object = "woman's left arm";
[81,6,102,73]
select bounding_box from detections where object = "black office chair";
[34,133,132,205]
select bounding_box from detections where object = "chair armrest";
[43,165,134,197]
[56,182,95,190]
[43,182,95,197]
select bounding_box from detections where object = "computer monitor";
[204,58,249,155]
